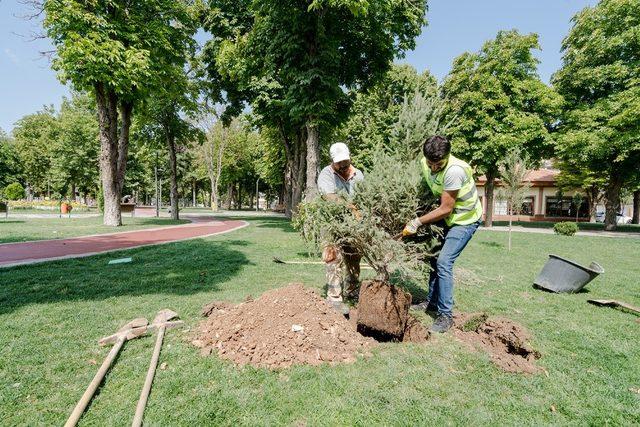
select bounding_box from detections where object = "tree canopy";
[552,0,640,230]
[443,30,562,226]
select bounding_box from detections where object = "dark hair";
[422,135,451,161]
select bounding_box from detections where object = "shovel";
[65,318,149,427]
[131,309,183,427]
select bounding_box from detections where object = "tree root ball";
[356,280,412,340]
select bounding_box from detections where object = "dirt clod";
[356,280,412,339]
[454,313,541,374]
[201,301,233,317]
[196,284,375,369]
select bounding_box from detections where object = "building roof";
[476,168,559,185]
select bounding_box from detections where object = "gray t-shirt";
[441,165,467,191]
[317,165,364,196]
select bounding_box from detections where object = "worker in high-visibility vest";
[402,135,483,333]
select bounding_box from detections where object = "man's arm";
[417,189,458,224]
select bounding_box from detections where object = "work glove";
[402,217,423,236]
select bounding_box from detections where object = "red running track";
[0,216,247,268]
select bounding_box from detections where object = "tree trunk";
[633,190,640,225]
[95,83,122,226]
[224,184,232,210]
[166,131,179,220]
[192,179,196,207]
[508,204,512,251]
[604,172,623,231]
[304,121,320,201]
[237,183,242,210]
[484,169,497,227]
[281,125,306,218]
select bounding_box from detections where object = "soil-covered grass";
[0,216,188,243]
[0,217,638,425]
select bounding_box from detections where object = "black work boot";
[430,314,453,333]
[410,300,438,315]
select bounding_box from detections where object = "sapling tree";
[497,149,531,250]
[294,151,441,284]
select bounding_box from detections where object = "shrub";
[554,221,578,236]
[294,151,442,283]
[4,182,25,201]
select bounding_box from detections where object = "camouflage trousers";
[325,245,361,302]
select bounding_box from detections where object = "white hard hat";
[330,142,350,163]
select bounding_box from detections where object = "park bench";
[0,202,7,218]
[121,203,136,217]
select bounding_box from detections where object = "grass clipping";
[294,152,441,284]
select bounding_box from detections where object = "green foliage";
[294,151,440,283]
[553,221,578,236]
[51,93,100,197]
[443,30,562,176]
[0,129,20,189]
[552,0,640,228]
[44,0,196,100]
[13,107,60,193]
[4,182,25,201]
[497,149,531,216]
[203,0,427,128]
[336,64,440,169]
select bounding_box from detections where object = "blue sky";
[0,0,597,133]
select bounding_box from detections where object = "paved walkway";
[0,216,248,268]
[480,225,640,239]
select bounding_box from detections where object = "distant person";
[317,142,364,314]
[402,135,483,333]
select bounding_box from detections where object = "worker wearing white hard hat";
[317,142,364,314]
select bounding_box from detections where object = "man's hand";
[348,204,362,221]
[402,217,423,236]
[322,245,338,263]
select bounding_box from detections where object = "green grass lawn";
[0,216,188,243]
[0,217,638,425]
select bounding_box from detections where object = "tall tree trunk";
[237,183,242,210]
[95,83,122,226]
[224,184,232,210]
[192,179,196,207]
[166,130,179,220]
[508,204,512,251]
[304,121,320,201]
[484,169,497,227]
[604,172,623,231]
[281,124,306,218]
[633,190,640,225]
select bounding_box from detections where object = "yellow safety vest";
[420,155,483,226]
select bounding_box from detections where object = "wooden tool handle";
[65,336,125,427]
[131,326,165,427]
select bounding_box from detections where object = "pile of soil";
[356,280,429,342]
[453,313,541,374]
[194,284,376,369]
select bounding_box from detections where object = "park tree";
[336,64,442,170]
[13,106,59,198]
[555,158,606,222]
[43,0,197,225]
[50,93,100,202]
[0,129,21,190]
[202,0,427,216]
[443,30,562,227]
[496,149,531,250]
[552,0,640,231]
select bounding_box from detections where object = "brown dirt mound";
[356,280,412,340]
[194,284,376,369]
[454,313,541,374]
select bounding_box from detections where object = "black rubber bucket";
[533,254,604,293]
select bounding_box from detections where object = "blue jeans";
[427,220,480,317]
